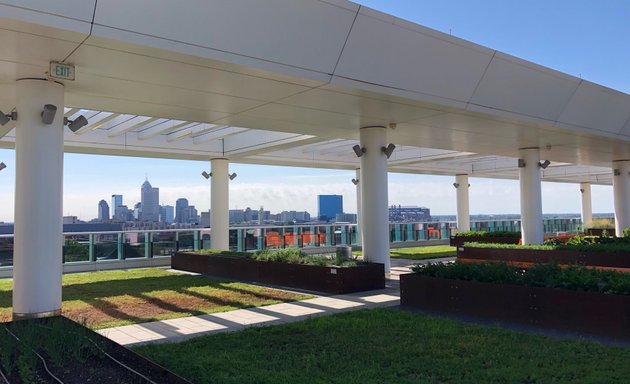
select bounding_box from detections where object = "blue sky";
[0,0,627,222]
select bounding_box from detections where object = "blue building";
[318,195,343,222]
[111,194,123,217]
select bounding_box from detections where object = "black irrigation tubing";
[0,365,9,384]
[2,327,64,384]
[34,324,158,384]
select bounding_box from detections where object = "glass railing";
[0,217,583,268]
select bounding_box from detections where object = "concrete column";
[519,148,544,244]
[455,174,470,232]
[613,161,630,236]
[579,182,593,230]
[210,158,229,250]
[355,168,362,246]
[13,79,64,319]
[359,126,390,272]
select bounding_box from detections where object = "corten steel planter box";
[449,235,520,247]
[400,274,630,340]
[586,228,613,237]
[172,252,385,294]
[457,246,630,269]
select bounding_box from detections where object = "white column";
[519,148,544,244]
[580,182,593,230]
[359,126,390,273]
[13,79,64,319]
[355,168,362,246]
[613,161,630,237]
[455,174,470,232]
[211,158,229,250]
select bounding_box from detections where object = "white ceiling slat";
[228,135,331,158]
[137,120,191,141]
[72,112,115,135]
[107,116,162,137]
[192,127,249,145]
[165,123,213,142]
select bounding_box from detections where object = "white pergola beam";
[107,116,162,137]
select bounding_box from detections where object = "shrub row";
[411,262,630,296]
[197,248,358,267]
[463,237,630,253]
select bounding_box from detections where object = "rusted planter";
[457,246,630,269]
[172,252,385,294]
[400,273,630,340]
[586,228,613,237]
[449,235,520,247]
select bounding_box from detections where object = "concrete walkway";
[97,257,452,346]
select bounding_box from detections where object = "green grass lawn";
[135,307,630,384]
[354,245,456,260]
[0,268,310,329]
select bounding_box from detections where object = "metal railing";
[0,218,583,268]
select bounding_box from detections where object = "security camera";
[351,178,359,185]
[229,173,237,180]
[201,171,211,179]
[41,104,57,125]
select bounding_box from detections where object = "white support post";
[613,161,630,237]
[211,158,230,250]
[355,168,362,246]
[455,174,470,233]
[519,148,544,244]
[13,79,64,319]
[359,126,390,273]
[579,182,593,231]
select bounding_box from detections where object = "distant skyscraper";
[111,194,123,217]
[140,179,159,222]
[318,195,343,222]
[98,200,109,222]
[160,205,174,224]
[175,198,189,223]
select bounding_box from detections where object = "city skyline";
[0,0,626,222]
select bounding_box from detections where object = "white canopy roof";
[1,0,627,184]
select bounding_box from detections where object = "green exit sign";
[49,62,75,81]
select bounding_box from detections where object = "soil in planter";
[0,316,190,384]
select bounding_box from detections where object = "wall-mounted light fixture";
[201,171,212,179]
[351,178,359,185]
[66,115,88,132]
[517,158,526,168]
[229,173,237,180]
[41,104,57,125]
[352,144,365,157]
[538,160,551,169]
[0,162,6,171]
[382,143,396,159]
[0,110,17,126]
